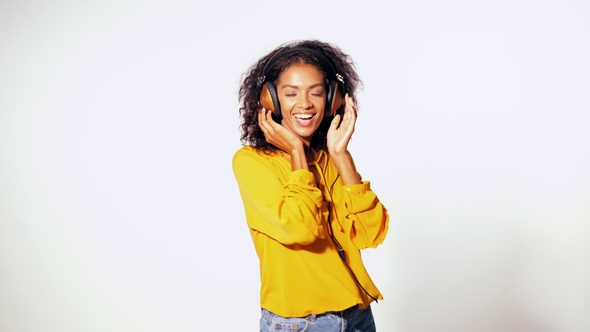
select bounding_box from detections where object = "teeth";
[294,114,313,119]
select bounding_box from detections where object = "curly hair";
[238,40,362,153]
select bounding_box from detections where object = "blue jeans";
[259,305,376,332]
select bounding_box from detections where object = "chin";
[295,129,316,140]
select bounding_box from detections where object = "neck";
[305,147,318,162]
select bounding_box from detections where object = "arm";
[232,148,328,245]
[327,95,389,248]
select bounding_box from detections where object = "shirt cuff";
[288,169,316,186]
[342,180,371,195]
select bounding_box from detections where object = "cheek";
[313,96,326,113]
[277,96,295,110]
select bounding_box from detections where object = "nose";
[297,94,312,109]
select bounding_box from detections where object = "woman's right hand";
[258,108,304,153]
[258,108,309,171]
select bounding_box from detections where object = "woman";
[233,40,389,332]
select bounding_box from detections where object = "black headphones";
[257,46,346,121]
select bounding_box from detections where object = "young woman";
[233,40,390,332]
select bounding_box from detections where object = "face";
[276,63,326,144]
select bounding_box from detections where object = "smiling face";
[276,62,327,145]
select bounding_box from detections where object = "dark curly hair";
[238,40,362,153]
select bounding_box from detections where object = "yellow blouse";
[232,146,389,317]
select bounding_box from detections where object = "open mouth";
[293,113,316,127]
[294,114,314,120]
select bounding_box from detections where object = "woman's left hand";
[327,93,357,157]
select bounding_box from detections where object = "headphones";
[257,46,346,121]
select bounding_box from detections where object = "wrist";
[329,150,361,185]
[289,143,308,171]
[328,149,350,162]
[289,140,305,154]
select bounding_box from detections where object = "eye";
[282,89,297,97]
[310,90,325,97]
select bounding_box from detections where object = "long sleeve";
[335,181,389,249]
[232,147,328,245]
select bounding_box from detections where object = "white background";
[1,0,589,331]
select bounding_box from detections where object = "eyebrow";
[280,83,324,90]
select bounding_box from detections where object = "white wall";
[1,1,589,331]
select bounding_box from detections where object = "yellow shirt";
[232,146,389,317]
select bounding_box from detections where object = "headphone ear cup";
[326,81,343,116]
[325,80,334,117]
[260,82,282,120]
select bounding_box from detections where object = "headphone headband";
[258,46,345,87]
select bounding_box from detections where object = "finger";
[265,110,284,136]
[345,94,356,114]
[342,95,350,117]
[264,109,276,125]
[258,108,267,129]
[330,114,341,130]
[258,108,274,136]
[341,102,352,124]
[258,108,264,127]
[339,102,356,134]
[344,95,357,121]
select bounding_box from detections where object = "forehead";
[277,63,325,84]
